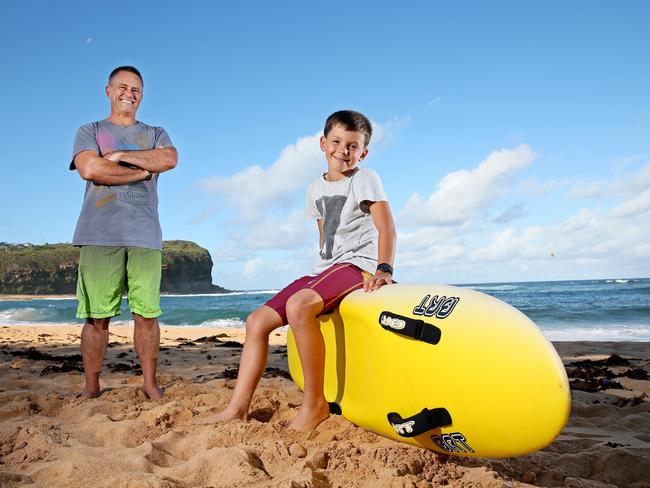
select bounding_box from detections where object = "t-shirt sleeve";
[154,127,173,148]
[70,123,99,170]
[304,181,322,219]
[354,169,388,208]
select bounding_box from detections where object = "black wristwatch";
[376,263,393,275]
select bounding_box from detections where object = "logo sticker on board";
[431,432,474,453]
[391,420,416,435]
[379,313,407,330]
[413,295,460,318]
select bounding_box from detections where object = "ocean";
[1,278,649,342]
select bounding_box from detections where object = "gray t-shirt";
[70,120,173,251]
[305,167,388,275]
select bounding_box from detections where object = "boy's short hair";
[324,110,372,147]
[108,66,144,86]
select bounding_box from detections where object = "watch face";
[378,263,393,274]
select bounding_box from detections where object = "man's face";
[106,70,143,116]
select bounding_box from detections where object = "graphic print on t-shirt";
[316,195,347,259]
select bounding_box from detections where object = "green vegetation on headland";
[0,240,229,295]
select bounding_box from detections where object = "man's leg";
[80,317,111,398]
[125,247,163,399]
[76,246,126,398]
[285,288,329,432]
[133,314,162,400]
[195,305,283,423]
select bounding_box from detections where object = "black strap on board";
[387,408,452,438]
[378,311,442,345]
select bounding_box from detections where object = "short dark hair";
[324,110,373,147]
[108,66,143,86]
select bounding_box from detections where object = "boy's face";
[320,124,368,179]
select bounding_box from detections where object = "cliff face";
[0,241,228,295]
[160,240,228,294]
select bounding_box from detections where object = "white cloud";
[608,188,650,219]
[566,181,608,199]
[613,154,647,171]
[243,257,263,275]
[242,210,313,250]
[567,160,650,199]
[401,144,537,226]
[396,227,465,269]
[197,121,389,222]
[519,178,570,197]
[198,131,323,220]
[393,175,650,282]
[489,203,527,224]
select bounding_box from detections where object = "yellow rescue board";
[287,284,570,458]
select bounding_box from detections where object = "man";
[70,66,177,399]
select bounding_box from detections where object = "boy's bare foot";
[193,408,248,425]
[143,384,164,400]
[288,402,330,432]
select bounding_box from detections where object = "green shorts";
[76,246,162,319]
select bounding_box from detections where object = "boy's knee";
[285,292,321,324]
[245,312,271,337]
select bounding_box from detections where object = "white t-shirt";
[305,167,388,275]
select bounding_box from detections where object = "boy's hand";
[363,271,392,292]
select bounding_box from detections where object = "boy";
[201,110,396,431]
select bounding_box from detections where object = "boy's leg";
[196,305,284,424]
[285,289,328,431]
[286,263,368,431]
[76,246,127,397]
[125,247,163,399]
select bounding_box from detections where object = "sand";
[0,324,648,488]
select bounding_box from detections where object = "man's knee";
[285,291,322,325]
[133,314,158,328]
[88,318,110,330]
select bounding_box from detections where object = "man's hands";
[363,270,393,292]
[103,150,124,163]
[104,151,152,181]
[108,146,177,174]
[74,150,150,185]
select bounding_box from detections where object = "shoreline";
[0,324,287,346]
[3,322,650,345]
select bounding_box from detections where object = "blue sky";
[2,1,649,290]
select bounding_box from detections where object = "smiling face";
[106,70,143,119]
[320,123,369,180]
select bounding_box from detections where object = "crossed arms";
[74,147,178,186]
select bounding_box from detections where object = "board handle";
[378,311,442,345]
[387,408,452,437]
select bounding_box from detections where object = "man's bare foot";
[288,402,330,432]
[143,384,164,400]
[79,389,101,399]
[193,408,248,425]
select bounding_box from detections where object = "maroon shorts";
[265,263,371,324]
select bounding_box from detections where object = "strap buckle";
[379,311,441,345]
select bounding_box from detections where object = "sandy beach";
[0,324,648,487]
